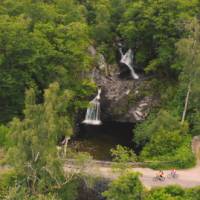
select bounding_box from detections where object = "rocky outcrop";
[87,45,159,123]
[93,69,158,123]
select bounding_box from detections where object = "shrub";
[102,172,143,200]
[0,169,17,199]
[134,110,188,149]
[144,135,195,169]
[0,125,9,147]
[141,130,183,158]
[186,187,200,200]
[145,186,186,200]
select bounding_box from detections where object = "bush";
[111,145,137,171]
[145,185,200,200]
[0,125,9,147]
[57,180,79,200]
[134,110,195,169]
[102,172,143,200]
[0,169,17,199]
[145,186,186,200]
[144,136,195,169]
[141,130,183,158]
[186,187,200,200]
[134,110,188,149]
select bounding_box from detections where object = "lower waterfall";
[83,89,102,125]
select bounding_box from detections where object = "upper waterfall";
[120,48,139,79]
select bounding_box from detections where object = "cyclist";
[159,170,164,180]
[153,170,165,181]
[171,168,176,177]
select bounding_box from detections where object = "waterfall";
[83,89,102,125]
[120,48,139,79]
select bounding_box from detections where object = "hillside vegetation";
[0,0,199,199]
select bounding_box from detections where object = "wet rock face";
[93,69,158,123]
[87,45,158,123]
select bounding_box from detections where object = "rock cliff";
[93,69,158,123]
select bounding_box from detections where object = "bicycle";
[152,175,165,182]
[167,172,179,179]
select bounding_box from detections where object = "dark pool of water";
[70,122,134,161]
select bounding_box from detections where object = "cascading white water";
[120,48,139,79]
[83,89,102,125]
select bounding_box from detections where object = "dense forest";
[0,0,200,199]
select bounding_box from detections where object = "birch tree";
[176,18,200,124]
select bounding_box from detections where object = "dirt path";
[65,136,200,188]
[136,136,200,188]
[76,161,200,189]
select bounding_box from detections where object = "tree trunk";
[181,82,191,124]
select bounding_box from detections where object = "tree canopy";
[0,0,200,199]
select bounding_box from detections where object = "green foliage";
[5,187,62,200]
[118,0,198,74]
[111,145,137,172]
[145,186,185,200]
[3,180,78,200]
[0,125,9,147]
[189,111,200,136]
[91,0,112,43]
[185,187,200,200]
[103,172,143,200]
[144,185,200,200]
[7,82,76,197]
[161,85,186,117]
[4,186,29,200]
[133,18,200,170]
[0,1,200,199]
[145,135,195,169]
[0,0,93,123]
[33,194,61,200]
[134,110,195,168]
[176,18,200,130]
[0,170,17,199]
[103,177,200,200]
[141,130,183,158]
[134,110,188,147]
[56,180,78,200]
[111,145,137,162]
[134,112,157,148]
[72,152,92,167]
